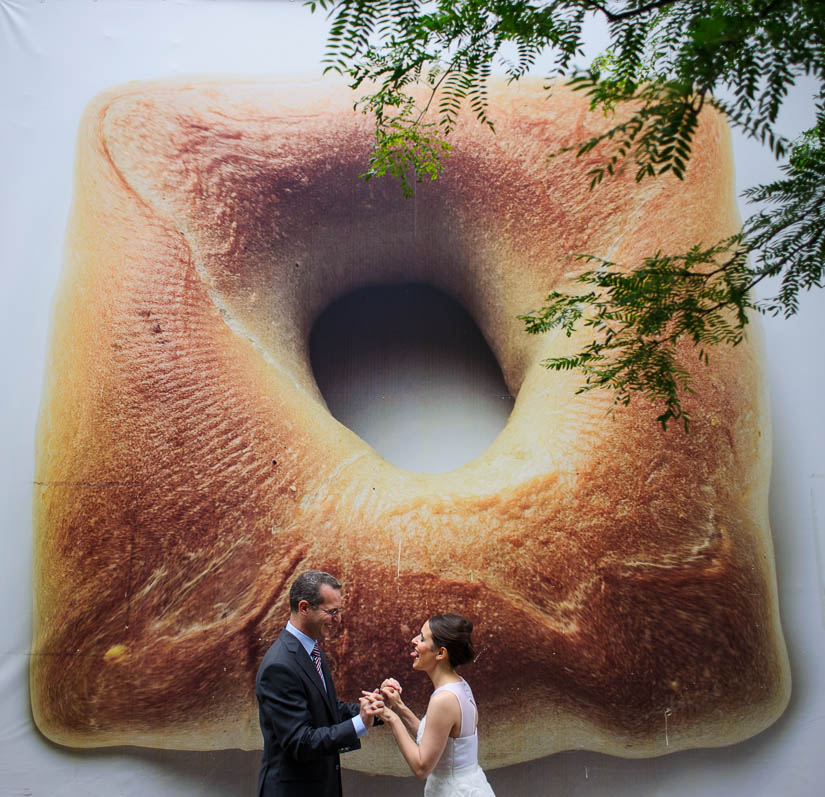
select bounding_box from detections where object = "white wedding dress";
[416,680,496,797]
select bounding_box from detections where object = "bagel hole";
[310,283,514,473]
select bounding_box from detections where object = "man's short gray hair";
[289,570,341,612]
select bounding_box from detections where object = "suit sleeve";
[258,661,360,762]
[338,699,360,721]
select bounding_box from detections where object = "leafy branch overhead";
[308,0,825,429]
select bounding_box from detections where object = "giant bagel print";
[32,78,790,772]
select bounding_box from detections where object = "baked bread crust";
[32,77,789,771]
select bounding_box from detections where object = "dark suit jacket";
[255,629,360,797]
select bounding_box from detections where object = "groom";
[255,570,383,796]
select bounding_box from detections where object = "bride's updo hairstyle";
[429,613,475,668]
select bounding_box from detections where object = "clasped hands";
[359,677,404,727]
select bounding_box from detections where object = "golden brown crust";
[32,77,788,770]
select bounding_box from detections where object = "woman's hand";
[380,677,403,709]
[379,703,399,724]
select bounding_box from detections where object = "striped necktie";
[311,643,326,688]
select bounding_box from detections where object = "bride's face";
[410,621,439,671]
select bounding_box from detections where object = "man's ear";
[297,600,310,616]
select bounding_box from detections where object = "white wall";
[1,1,822,794]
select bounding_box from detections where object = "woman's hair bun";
[429,613,475,667]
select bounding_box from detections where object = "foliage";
[307,0,825,429]
[519,240,754,429]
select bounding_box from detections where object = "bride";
[379,613,496,796]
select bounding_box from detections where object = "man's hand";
[359,689,384,728]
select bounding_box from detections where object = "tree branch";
[582,0,679,24]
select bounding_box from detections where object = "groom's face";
[304,584,343,641]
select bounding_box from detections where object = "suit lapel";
[286,633,336,716]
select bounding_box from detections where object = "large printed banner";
[2,1,824,795]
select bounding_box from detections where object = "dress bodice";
[416,679,479,774]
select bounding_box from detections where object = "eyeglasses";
[316,607,342,618]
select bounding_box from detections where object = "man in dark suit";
[255,570,382,796]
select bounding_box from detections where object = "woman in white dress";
[379,613,496,796]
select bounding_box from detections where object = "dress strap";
[433,680,477,738]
